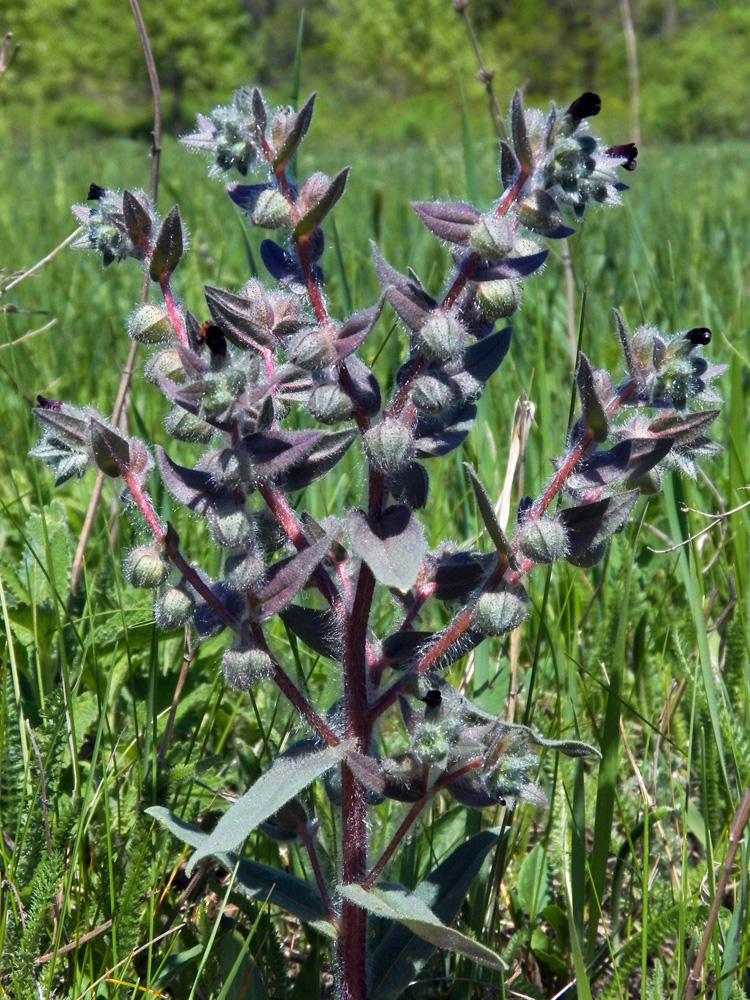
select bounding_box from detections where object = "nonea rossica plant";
[31,86,723,1000]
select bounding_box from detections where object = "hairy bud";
[128,304,172,344]
[209,508,254,549]
[475,279,520,320]
[516,516,567,564]
[224,551,265,592]
[309,383,355,424]
[420,313,466,362]
[469,216,514,259]
[473,584,529,636]
[410,375,455,414]
[144,349,186,385]
[164,406,213,443]
[288,326,336,370]
[251,188,290,229]
[154,586,195,630]
[364,419,415,473]
[221,645,274,689]
[125,546,168,589]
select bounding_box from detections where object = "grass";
[1,119,749,999]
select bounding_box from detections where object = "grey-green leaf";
[370,829,501,1000]
[183,742,351,873]
[346,505,427,592]
[342,881,502,972]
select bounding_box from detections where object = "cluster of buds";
[32,84,723,831]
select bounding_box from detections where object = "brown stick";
[69,0,162,598]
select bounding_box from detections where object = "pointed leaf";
[280,605,341,660]
[346,505,427,591]
[150,205,184,282]
[411,201,480,245]
[647,409,720,447]
[341,356,382,416]
[333,300,383,362]
[342,882,502,971]
[625,437,674,479]
[371,243,436,333]
[471,249,548,280]
[260,238,308,293]
[370,829,501,1000]
[293,166,350,239]
[146,807,334,935]
[465,464,514,562]
[273,91,317,169]
[156,446,232,513]
[414,402,477,458]
[122,189,153,247]
[185,741,350,873]
[559,491,639,552]
[576,354,608,442]
[529,732,600,758]
[500,140,520,188]
[283,429,357,491]
[461,326,512,384]
[89,417,130,477]
[252,525,339,619]
[32,402,90,448]
[241,429,321,479]
[510,89,531,167]
[205,284,275,350]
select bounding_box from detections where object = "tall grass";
[1,126,749,997]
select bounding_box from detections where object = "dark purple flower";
[606,143,638,171]
[567,92,601,121]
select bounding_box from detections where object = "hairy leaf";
[371,243,436,332]
[122,189,153,247]
[370,829,501,999]
[510,89,531,166]
[465,464,513,561]
[280,605,341,660]
[241,429,321,479]
[89,417,130,477]
[647,409,720,447]
[333,300,383,362]
[252,525,340,619]
[341,356,382,416]
[461,326,512,384]
[293,166,350,239]
[273,91,317,169]
[156,446,232,513]
[184,741,350,873]
[411,201,480,245]
[282,429,357,491]
[576,353,608,442]
[471,249,548,280]
[346,505,427,591]
[204,284,276,350]
[560,491,639,554]
[150,205,183,282]
[414,402,477,458]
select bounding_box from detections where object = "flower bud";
[475,279,520,320]
[164,405,213,443]
[364,419,415,473]
[209,508,253,549]
[251,188,290,229]
[469,216,514,259]
[308,383,355,424]
[201,372,242,419]
[270,106,297,150]
[287,326,336,370]
[473,584,528,636]
[153,586,194,630]
[125,546,168,589]
[410,375,455,414]
[411,721,449,765]
[299,172,330,215]
[224,551,265,592]
[144,349,185,385]
[221,645,274,690]
[518,189,562,235]
[420,313,466,362]
[516,516,567,564]
[128,304,172,345]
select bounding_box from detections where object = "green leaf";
[464,463,513,562]
[517,844,551,921]
[342,882,502,971]
[345,505,427,592]
[146,807,334,936]
[177,742,351,873]
[150,205,183,282]
[370,829,501,1000]
[293,166,350,240]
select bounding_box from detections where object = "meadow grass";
[0,127,749,998]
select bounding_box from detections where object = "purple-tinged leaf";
[185,739,350,874]
[204,284,275,350]
[576,353,608,442]
[340,883,502,970]
[122,189,153,249]
[647,409,720,447]
[411,201,480,245]
[251,86,267,131]
[283,428,357,491]
[150,205,183,282]
[155,446,232,513]
[32,402,90,449]
[333,300,384,362]
[545,223,577,240]
[414,403,477,458]
[280,605,341,660]
[386,461,429,510]
[562,440,632,491]
[273,91,317,169]
[260,239,311,293]
[447,774,505,809]
[89,417,130,477]
[431,550,492,602]
[510,89,531,167]
[500,140,520,188]
[341,356,382,416]
[462,326,512,385]
[370,829,501,1000]
[371,243,436,333]
[471,249,548,281]
[346,751,424,803]
[252,525,340,620]
[293,166,350,240]
[381,630,435,665]
[346,505,427,592]
[241,428,321,480]
[559,491,639,553]
[625,437,674,480]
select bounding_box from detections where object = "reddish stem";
[299,824,340,931]
[160,276,188,346]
